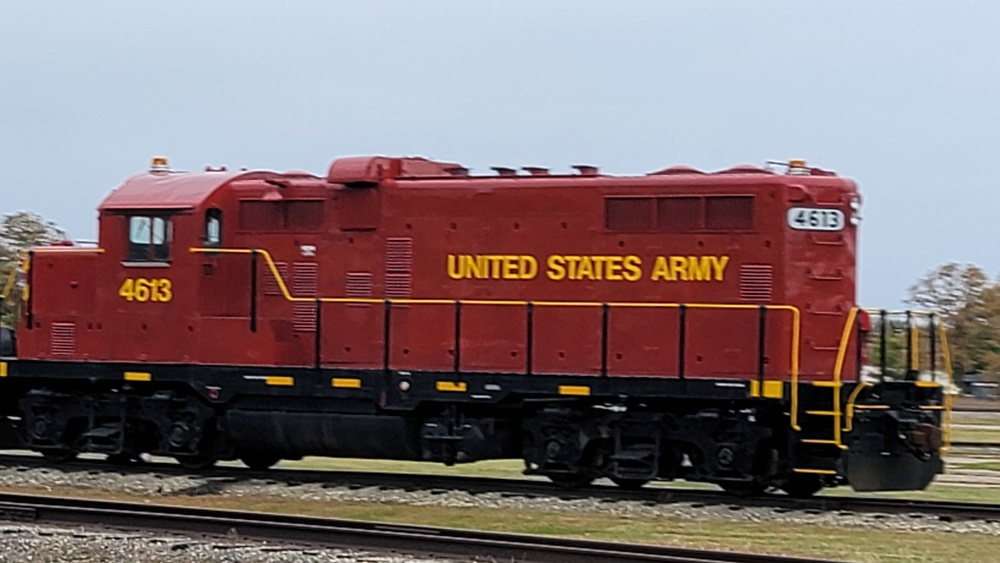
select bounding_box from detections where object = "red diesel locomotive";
[0,155,948,496]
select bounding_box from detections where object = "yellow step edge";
[855,405,890,410]
[919,405,945,410]
[801,439,840,445]
[332,378,361,389]
[915,381,941,388]
[265,375,294,387]
[559,385,591,396]
[436,381,467,393]
[810,381,842,388]
[805,411,839,416]
[793,468,837,475]
[124,371,152,382]
[0,362,7,377]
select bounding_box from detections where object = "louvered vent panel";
[292,262,319,332]
[385,273,412,298]
[293,263,318,296]
[345,272,373,297]
[740,265,774,301]
[50,322,76,357]
[385,238,413,272]
[293,302,317,332]
[263,262,289,296]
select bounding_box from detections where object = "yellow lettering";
[577,256,595,280]
[650,256,671,281]
[466,255,484,279]
[447,255,463,279]
[519,255,538,279]
[670,256,688,281]
[502,255,518,279]
[623,255,642,282]
[118,278,135,301]
[605,256,623,281]
[564,255,582,280]
[119,278,172,303]
[547,255,566,280]
[711,255,730,281]
[688,256,712,281]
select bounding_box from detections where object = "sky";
[1,1,997,307]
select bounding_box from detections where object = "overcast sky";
[1,2,997,306]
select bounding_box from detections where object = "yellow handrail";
[191,247,802,414]
[939,325,954,451]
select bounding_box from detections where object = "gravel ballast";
[1,463,999,537]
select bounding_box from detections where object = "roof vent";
[444,166,469,177]
[491,167,517,177]
[522,166,549,176]
[572,165,599,176]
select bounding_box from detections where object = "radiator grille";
[740,264,774,301]
[346,272,373,297]
[385,238,413,272]
[263,262,289,296]
[50,323,76,357]
[292,262,318,331]
[385,237,413,297]
[385,273,412,299]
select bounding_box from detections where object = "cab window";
[205,209,222,247]
[128,215,172,262]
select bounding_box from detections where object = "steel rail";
[0,453,998,522]
[0,492,840,563]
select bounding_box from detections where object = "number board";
[119,278,173,303]
[786,207,845,232]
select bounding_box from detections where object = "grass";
[2,483,997,563]
[949,426,1000,443]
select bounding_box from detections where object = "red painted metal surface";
[19,156,861,381]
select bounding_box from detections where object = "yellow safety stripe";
[436,381,467,392]
[332,378,361,389]
[123,371,152,382]
[793,468,837,475]
[0,362,7,377]
[265,376,294,386]
[559,385,591,396]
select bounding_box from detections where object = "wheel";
[240,453,280,471]
[781,474,823,498]
[106,453,136,465]
[547,472,596,489]
[719,481,769,496]
[41,449,77,463]
[610,477,650,490]
[174,454,217,471]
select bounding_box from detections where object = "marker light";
[150,156,170,172]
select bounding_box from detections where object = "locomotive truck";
[0,155,948,496]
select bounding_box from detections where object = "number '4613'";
[119,278,173,303]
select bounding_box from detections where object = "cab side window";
[128,215,172,262]
[205,209,222,247]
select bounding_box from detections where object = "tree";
[907,263,1000,377]
[0,211,67,327]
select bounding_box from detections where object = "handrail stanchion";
[525,302,534,376]
[929,313,937,377]
[600,303,609,377]
[314,298,322,369]
[454,300,462,376]
[249,250,258,333]
[855,309,863,380]
[383,299,392,373]
[677,304,687,380]
[879,309,887,382]
[905,310,913,378]
[757,305,767,387]
[26,250,33,331]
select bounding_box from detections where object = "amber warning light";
[150,156,170,172]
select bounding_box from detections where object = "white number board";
[786,207,845,231]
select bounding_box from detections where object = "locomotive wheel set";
[0,155,948,496]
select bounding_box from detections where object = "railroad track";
[0,452,999,523]
[0,491,841,563]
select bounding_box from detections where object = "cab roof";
[99,171,260,212]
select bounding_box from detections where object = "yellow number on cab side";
[119,278,172,303]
